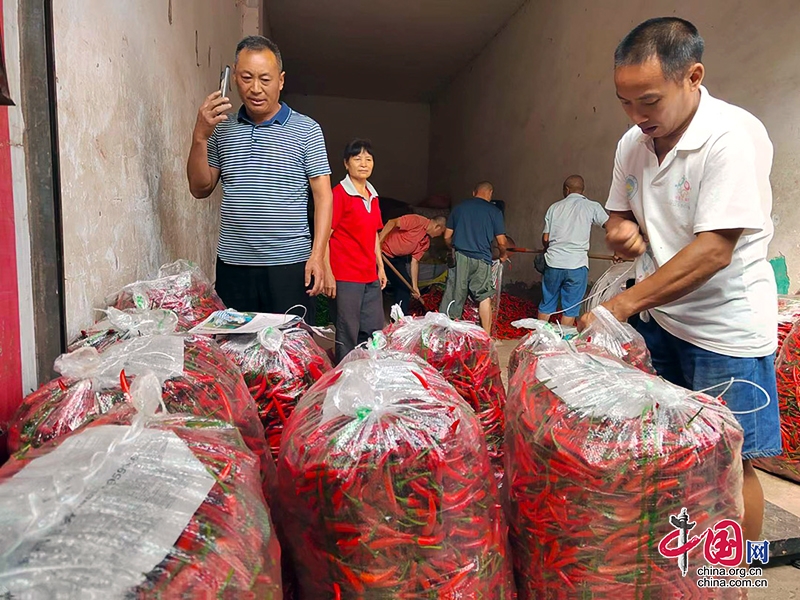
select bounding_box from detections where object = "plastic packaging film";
[0,373,282,599]
[383,312,507,470]
[105,259,226,331]
[505,336,744,598]
[218,327,333,460]
[275,348,514,598]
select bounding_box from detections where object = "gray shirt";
[543,194,609,269]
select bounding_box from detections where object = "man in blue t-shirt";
[440,182,508,334]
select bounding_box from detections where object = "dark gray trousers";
[333,280,385,363]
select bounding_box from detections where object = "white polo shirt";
[606,86,777,357]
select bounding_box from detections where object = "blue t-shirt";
[447,197,505,264]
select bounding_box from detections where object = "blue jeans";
[539,266,588,318]
[635,315,782,461]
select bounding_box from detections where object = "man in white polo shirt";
[578,17,780,544]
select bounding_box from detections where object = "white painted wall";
[53,0,257,339]
[429,0,800,288]
[284,94,431,204]
[3,0,36,393]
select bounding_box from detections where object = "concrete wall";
[429,0,800,288]
[54,0,257,339]
[284,94,431,203]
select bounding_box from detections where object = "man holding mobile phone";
[187,35,334,317]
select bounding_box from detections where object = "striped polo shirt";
[208,103,331,266]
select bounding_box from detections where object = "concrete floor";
[493,338,800,597]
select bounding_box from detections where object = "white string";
[446,300,457,320]
[549,263,635,317]
[283,304,308,324]
[689,378,771,415]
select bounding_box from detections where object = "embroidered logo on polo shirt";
[675,176,692,204]
[625,175,639,200]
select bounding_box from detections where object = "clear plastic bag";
[509,306,653,379]
[0,373,282,598]
[505,342,744,598]
[276,348,514,599]
[383,312,507,467]
[8,336,270,488]
[106,259,226,331]
[508,318,572,378]
[218,327,333,460]
[68,307,179,353]
[754,319,800,482]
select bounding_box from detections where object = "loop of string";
[446,300,457,320]
[688,378,771,415]
[283,304,308,324]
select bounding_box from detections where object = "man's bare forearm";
[309,176,333,258]
[410,258,420,288]
[375,234,384,270]
[379,219,397,244]
[187,138,218,198]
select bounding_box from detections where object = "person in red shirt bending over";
[380,214,446,312]
[327,139,387,363]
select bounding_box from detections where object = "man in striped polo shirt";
[187,36,333,316]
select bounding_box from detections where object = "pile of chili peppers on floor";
[409,285,537,340]
[383,314,507,470]
[1,404,282,597]
[8,335,269,480]
[505,338,744,598]
[275,350,514,599]
[67,308,179,353]
[754,319,800,482]
[106,259,226,331]
[218,327,332,460]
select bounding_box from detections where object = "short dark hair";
[344,139,373,161]
[236,35,283,70]
[614,17,704,80]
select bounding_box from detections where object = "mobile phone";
[219,65,231,99]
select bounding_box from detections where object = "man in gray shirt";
[537,175,608,326]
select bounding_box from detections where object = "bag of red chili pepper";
[508,319,573,379]
[7,335,271,492]
[754,319,800,482]
[67,307,179,353]
[276,348,514,599]
[776,294,800,355]
[509,306,653,379]
[106,259,226,331]
[505,342,744,598]
[218,326,333,460]
[383,312,507,468]
[0,373,282,598]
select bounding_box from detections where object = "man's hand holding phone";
[192,67,232,142]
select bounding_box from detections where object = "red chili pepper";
[1,385,282,597]
[754,316,800,481]
[106,260,225,331]
[506,345,744,597]
[218,328,332,461]
[384,315,508,482]
[274,351,514,598]
[9,335,274,504]
[119,370,131,395]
